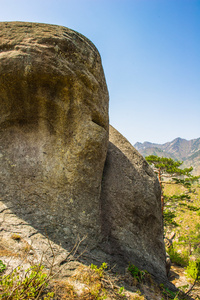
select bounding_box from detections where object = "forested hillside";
[145,155,200,299]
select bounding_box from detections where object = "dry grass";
[50,264,147,299]
[50,280,78,299]
[163,182,185,196]
[0,240,20,258]
[0,234,148,299]
[0,236,33,259]
[0,248,19,258]
[164,183,200,234]
[0,243,186,300]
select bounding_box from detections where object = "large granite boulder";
[0,22,109,248]
[0,21,168,285]
[100,125,167,283]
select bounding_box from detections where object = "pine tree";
[145,155,199,215]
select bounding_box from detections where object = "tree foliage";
[145,155,199,217]
[145,155,194,176]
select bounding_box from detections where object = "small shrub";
[168,247,188,266]
[76,264,109,299]
[178,203,188,207]
[118,286,125,296]
[91,262,108,278]
[128,263,147,282]
[0,264,54,299]
[171,194,191,201]
[163,210,179,227]
[0,260,6,273]
[187,205,200,212]
[160,284,177,299]
[186,259,200,280]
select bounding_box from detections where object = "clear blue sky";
[0,0,200,145]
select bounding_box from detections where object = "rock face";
[0,22,168,285]
[0,22,109,248]
[100,125,167,283]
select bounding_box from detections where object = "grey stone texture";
[0,22,109,249]
[0,22,169,285]
[101,125,167,283]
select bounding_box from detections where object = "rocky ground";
[0,200,199,300]
[170,264,200,299]
[1,182,200,299]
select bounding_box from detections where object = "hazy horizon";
[134,135,200,146]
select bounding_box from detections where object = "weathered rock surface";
[0,21,169,286]
[0,203,175,299]
[0,22,109,249]
[100,125,167,284]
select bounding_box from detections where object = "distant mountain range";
[134,137,200,175]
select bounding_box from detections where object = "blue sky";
[0,0,200,145]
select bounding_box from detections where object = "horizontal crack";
[28,231,38,238]
[0,207,15,214]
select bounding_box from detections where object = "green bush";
[171,194,191,201]
[163,210,179,227]
[128,263,147,282]
[90,262,108,278]
[186,205,200,212]
[186,259,200,280]
[160,284,178,299]
[0,260,6,273]
[168,247,188,267]
[0,264,54,299]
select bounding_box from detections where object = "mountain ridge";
[134,137,200,175]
